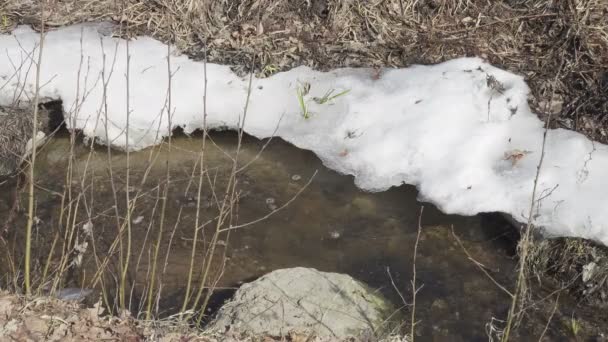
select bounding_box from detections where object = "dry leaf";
[503,149,532,166]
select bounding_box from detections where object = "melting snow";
[1,24,607,244]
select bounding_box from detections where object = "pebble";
[329,230,341,239]
[132,216,144,224]
[55,288,93,302]
[291,174,302,181]
[266,197,278,210]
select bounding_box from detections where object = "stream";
[0,131,592,340]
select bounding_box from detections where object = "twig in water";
[410,206,424,341]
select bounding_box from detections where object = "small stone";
[266,197,278,210]
[583,262,597,283]
[132,216,144,224]
[461,16,473,24]
[329,230,341,239]
[55,288,93,302]
[82,221,94,236]
[291,174,302,181]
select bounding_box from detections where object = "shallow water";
[0,132,578,340]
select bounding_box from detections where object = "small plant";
[486,74,505,94]
[569,316,581,337]
[296,83,350,119]
[313,88,350,105]
[296,82,311,119]
[1,15,8,29]
[261,64,279,77]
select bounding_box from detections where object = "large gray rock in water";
[208,267,395,339]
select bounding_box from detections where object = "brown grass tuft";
[527,237,608,308]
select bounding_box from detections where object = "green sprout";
[262,64,279,77]
[296,82,311,119]
[569,316,581,337]
[1,15,8,30]
[296,83,351,119]
[313,88,351,105]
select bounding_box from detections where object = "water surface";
[0,132,574,340]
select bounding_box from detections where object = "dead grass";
[0,289,196,341]
[2,0,607,141]
[526,237,608,309]
[0,106,49,177]
[0,290,409,341]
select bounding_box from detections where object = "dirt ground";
[0,290,410,342]
[2,0,607,142]
[0,290,204,341]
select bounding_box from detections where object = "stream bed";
[0,131,600,341]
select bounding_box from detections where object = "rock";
[583,262,597,283]
[54,288,94,302]
[208,267,394,339]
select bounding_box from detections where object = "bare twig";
[410,206,424,341]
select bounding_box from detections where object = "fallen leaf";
[503,149,532,166]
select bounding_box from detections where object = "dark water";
[0,132,585,340]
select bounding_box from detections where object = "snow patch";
[1,24,608,244]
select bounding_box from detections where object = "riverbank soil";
[1,290,385,342]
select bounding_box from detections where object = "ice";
[1,23,607,244]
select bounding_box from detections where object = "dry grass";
[0,106,49,177]
[527,237,608,308]
[2,0,607,141]
[0,290,410,341]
